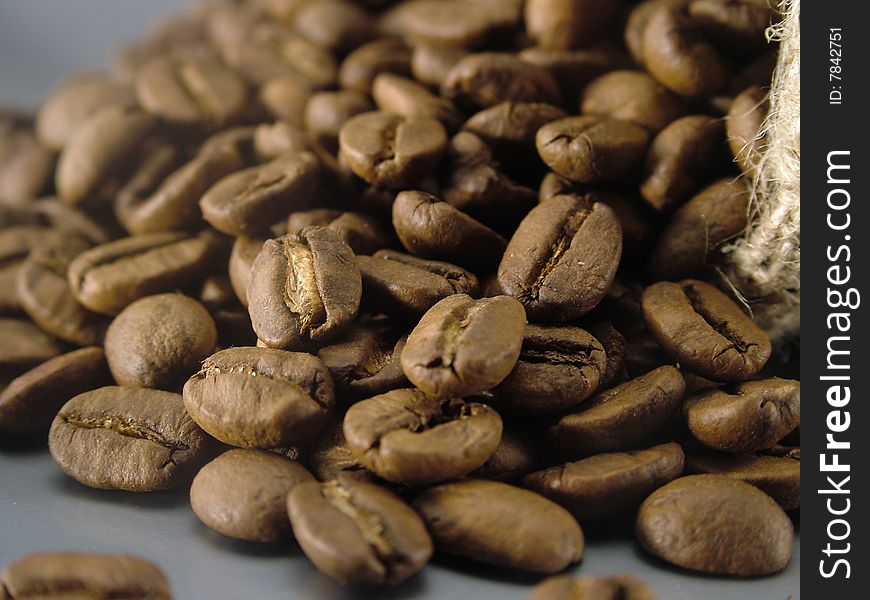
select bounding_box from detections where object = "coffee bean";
[519,47,627,104]
[526,574,655,600]
[0,553,171,600]
[49,386,209,491]
[339,111,447,188]
[499,197,622,321]
[649,178,750,281]
[357,250,479,321]
[548,366,685,457]
[537,115,650,184]
[401,294,526,397]
[636,474,794,575]
[339,38,413,94]
[307,416,372,482]
[304,90,374,155]
[253,121,309,161]
[581,70,687,132]
[689,0,775,56]
[343,388,502,484]
[0,347,108,436]
[382,0,499,49]
[287,475,433,586]
[287,209,393,256]
[0,318,64,370]
[493,324,606,415]
[228,236,265,306]
[258,75,314,126]
[291,0,375,54]
[640,115,726,212]
[727,85,769,176]
[524,0,622,50]
[585,321,628,388]
[0,126,55,207]
[641,280,771,381]
[685,444,800,510]
[684,377,800,453]
[27,198,113,245]
[522,442,685,520]
[105,293,217,390]
[392,190,507,270]
[443,53,563,110]
[625,0,689,65]
[472,428,540,483]
[200,151,320,237]
[372,73,464,131]
[56,105,155,206]
[190,448,314,542]
[114,138,187,232]
[247,228,361,349]
[68,231,224,315]
[410,43,469,88]
[413,479,584,573]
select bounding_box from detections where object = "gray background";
[0,2,800,598]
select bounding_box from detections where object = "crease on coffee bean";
[192,361,330,409]
[372,122,398,175]
[367,398,473,451]
[72,236,193,285]
[682,283,758,360]
[281,237,327,335]
[525,209,589,302]
[60,413,189,461]
[174,62,224,121]
[421,301,484,376]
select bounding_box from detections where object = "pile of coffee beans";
[1,0,798,595]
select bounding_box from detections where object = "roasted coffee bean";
[104,293,217,390]
[356,250,479,321]
[642,280,772,381]
[339,38,413,94]
[526,574,655,600]
[0,318,64,370]
[585,321,628,388]
[258,75,314,126]
[472,428,540,483]
[685,444,800,510]
[114,138,187,229]
[56,105,155,206]
[401,294,525,398]
[0,127,55,207]
[689,0,775,56]
[287,209,392,256]
[200,151,320,237]
[291,0,375,54]
[0,347,108,436]
[183,346,334,447]
[0,553,172,600]
[190,449,314,542]
[27,198,113,245]
[307,416,372,482]
[382,0,500,49]
[649,178,750,280]
[581,70,687,132]
[287,475,432,586]
[68,231,224,315]
[317,321,409,400]
[442,53,562,110]
[413,479,584,573]
[372,73,464,132]
[339,111,447,188]
[410,43,469,88]
[524,0,622,50]
[640,115,726,212]
[253,120,309,161]
[522,443,684,520]
[304,90,373,155]
[548,366,685,457]
[228,236,265,306]
[625,0,690,65]
[492,324,606,415]
[684,377,800,453]
[499,197,622,321]
[537,116,649,184]
[199,275,237,313]
[727,85,769,176]
[247,228,361,349]
[344,388,502,484]
[642,5,729,97]
[49,386,209,491]
[135,53,248,127]
[636,474,794,575]
[0,226,51,314]
[519,46,627,104]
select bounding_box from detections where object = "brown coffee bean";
[105,294,217,390]
[493,324,605,415]
[291,0,375,54]
[68,231,224,315]
[649,178,750,280]
[523,443,684,520]
[190,448,314,542]
[499,197,622,321]
[247,228,361,350]
[401,294,525,397]
[0,318,64,370]
[339,111,447,188]
[636,474,794,575]
[540,116,650,184]
[524,0,622,50]
[344,388,502,484]
[689,0,775,56]
[339,38,412,94]
[253,120,309,161]
[114,138,187,232]
[304,90,373,155]
[640,115,726,211]
[372,73,464,132]
[0,127,55,207]
[472,428,540,483]
[585,321,628,388]
[685,444,800,510]
[526,574,655,600]
[641,280,772,381]
[357,250,479,321]
[520,46,628,104]
[307,415,372,482]
[0,553,171,600]
[56,105,155,206]
[413,479,584,573]
[642,5,729,97]
[49,386,209,491]
[183,346,334,447]
[443,53,563,110]
[258,75,313,126]
[287,475,432,586]
[0,347,108,436]
[464,101,567,168]
[27,198,113,245]
[727,85,769,176]
[382,0,499,49]
[581,70,687,132]
[229,236,265,307]
[0,225,53,314]
[548,366,686,457]
[287,209,392,256]
[200,151,320,237]
[684,377,799,453]
[410,43,469,88]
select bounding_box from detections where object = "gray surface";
[0,2,799,598]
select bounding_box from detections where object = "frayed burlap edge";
[718,0,800,345]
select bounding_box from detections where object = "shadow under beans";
[0,434,48,454]
[299,567,429,600]
[50,469,190,510]
[431,554,544,587]
[191,520,295,558]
